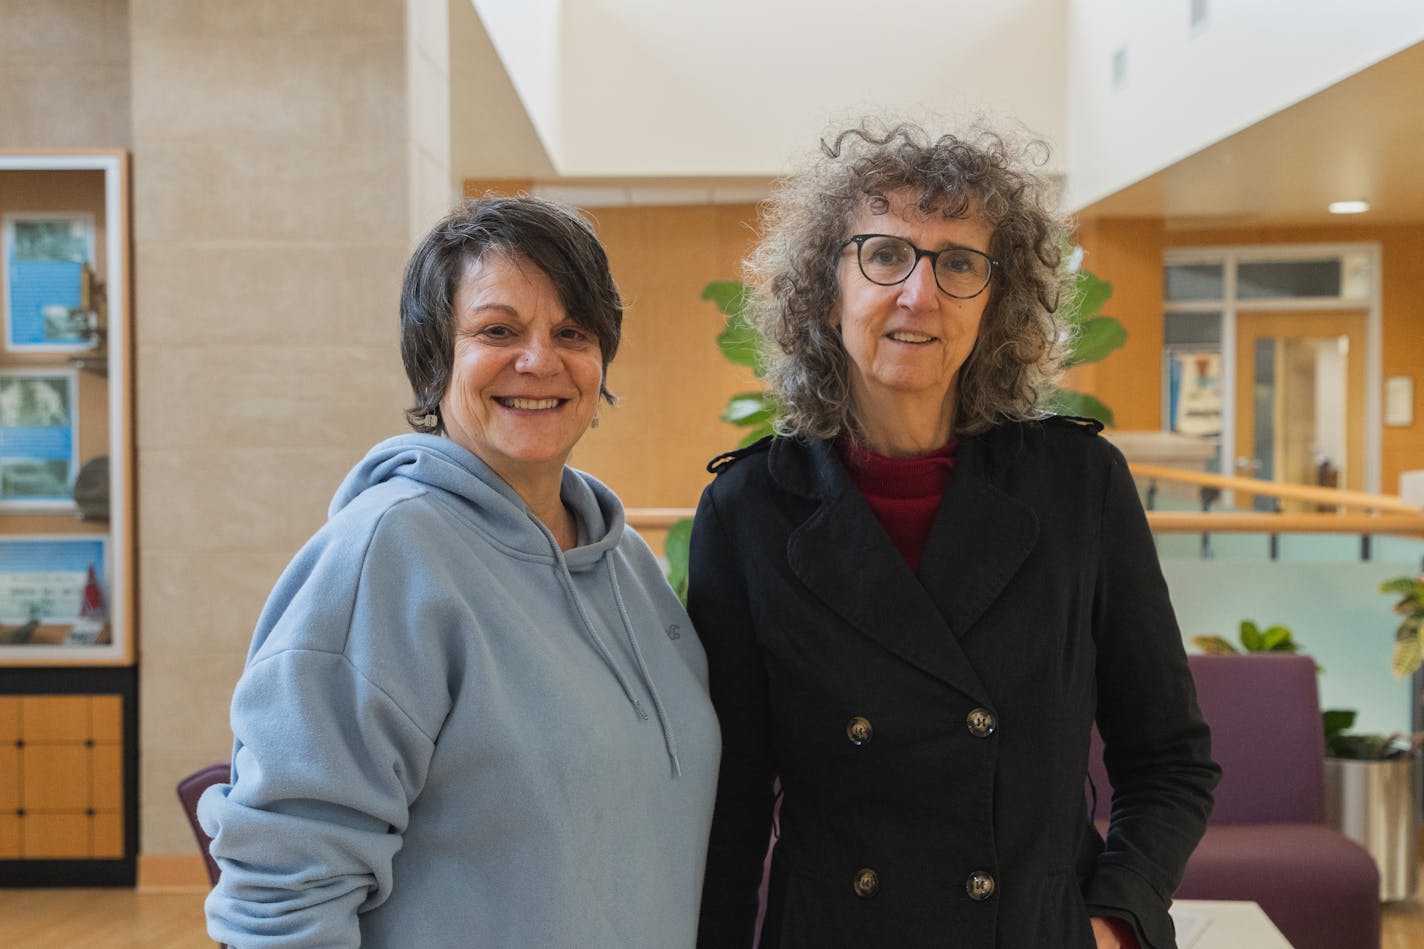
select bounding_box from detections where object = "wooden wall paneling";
[572,202,762,549]
[1073,218,1168,430]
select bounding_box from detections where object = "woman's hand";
[1090,916,1140,949]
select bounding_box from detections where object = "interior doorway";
[1233,310,1368,511]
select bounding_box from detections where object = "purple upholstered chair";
[177,761,231,949]
[1089,654,1381,949]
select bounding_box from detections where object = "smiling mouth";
[496,397,564,410]
[887,331,937,344]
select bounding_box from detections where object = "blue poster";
[0,536,105,626]
[0,371,77,504]
[4,215,93,351]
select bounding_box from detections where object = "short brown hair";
[400,195,623,433]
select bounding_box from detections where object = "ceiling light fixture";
[1328,200,1370,215]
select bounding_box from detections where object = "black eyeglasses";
[842,234,999,300]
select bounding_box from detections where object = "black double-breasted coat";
[689,418,1219,949]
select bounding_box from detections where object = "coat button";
[852,867,880,898]
[966,870,996,901]
[966,707,996,738]
[846,716,873,745]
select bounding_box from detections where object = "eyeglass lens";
[856,235,992,298]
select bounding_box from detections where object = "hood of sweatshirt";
[330,433,625,572]
[327,434,685,775]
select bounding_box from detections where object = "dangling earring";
[590,415,600,429]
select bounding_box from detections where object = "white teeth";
[889,331,934,343]
[501,397,560,410]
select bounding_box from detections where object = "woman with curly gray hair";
[689,122,1218,949]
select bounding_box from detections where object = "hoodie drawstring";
[606,559,683,777]
[551,559,649,722]
[533,507,683,779]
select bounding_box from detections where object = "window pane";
[1164,311,1222,345]
[1165,264,1224,300]
[1238,260,1341,299]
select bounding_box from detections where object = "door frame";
[1163,243,1383,496]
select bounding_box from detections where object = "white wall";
[471,0,1069,177]
[466,0,564,161]
[1065,0,1424,211]
[449,0,557,180]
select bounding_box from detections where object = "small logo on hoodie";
[666,624,682,640]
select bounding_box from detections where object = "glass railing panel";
[1163,559,1415,736]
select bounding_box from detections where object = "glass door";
[1233,310,1367,512]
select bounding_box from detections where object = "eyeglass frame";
[840,233,1001,300]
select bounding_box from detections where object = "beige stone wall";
[130,0,422,857]
[0,0,131,148]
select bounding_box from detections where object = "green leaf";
[1238,620,1264,652]
[1066,270,1112,324]
[737,422,775,448]
[663,518,693,606]
[1063,316,1128,368]
[701,281,748,318]
[1260,625,1297,652]
[1323,708,1358,738]
[720,393,775,426]
[716,311,761,370]
[1048,389,1115,427]
[1393,630,1424,678]
[1381,576,1424,597]
[1190,635,1240,656]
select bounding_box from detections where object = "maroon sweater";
[838,438,959,571]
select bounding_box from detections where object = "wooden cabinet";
[0,668,136,883]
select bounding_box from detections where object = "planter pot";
[1324,755,1419,901]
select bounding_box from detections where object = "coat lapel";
[916,431,1039,639]
[772,437,1029,702]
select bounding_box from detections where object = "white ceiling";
[1075,40,1424,230]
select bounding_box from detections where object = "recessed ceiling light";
[1328,200,1370,214]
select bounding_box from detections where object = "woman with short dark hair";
[201,196,720,948]
[691,122,1219,949]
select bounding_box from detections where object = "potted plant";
[1323,574,1424,904]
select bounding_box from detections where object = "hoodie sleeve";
[198,505,442,949]
[1082,444,1220,949]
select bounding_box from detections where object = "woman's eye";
[559,326,591,343]
[942,252,975,274]
[479,325,514,340]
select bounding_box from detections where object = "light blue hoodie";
[199,434,720,948]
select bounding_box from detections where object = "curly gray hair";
[745,120,1073,441]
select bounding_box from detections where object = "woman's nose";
[896,257,940,310]
[515,339,560,374]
